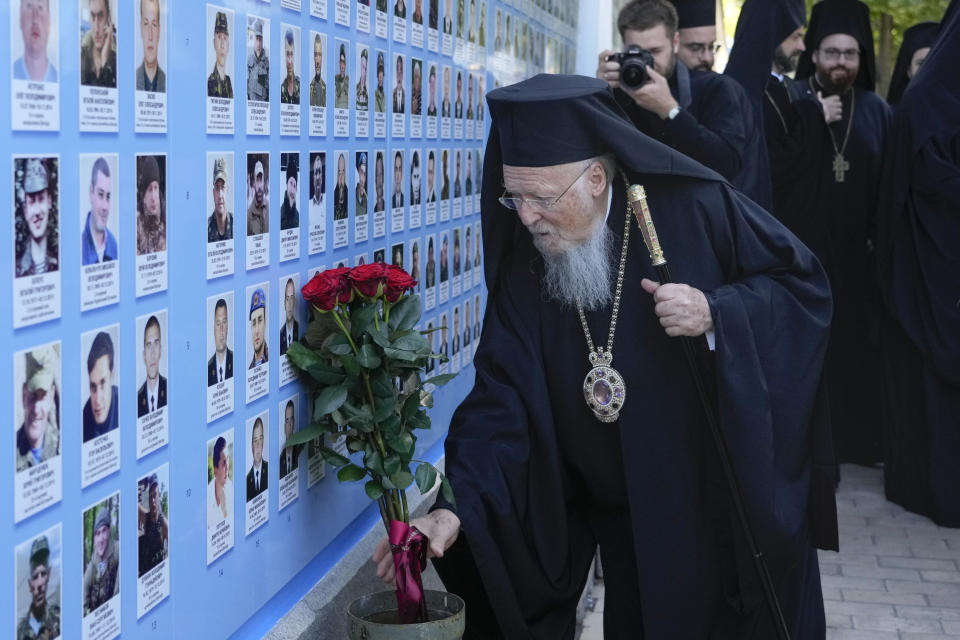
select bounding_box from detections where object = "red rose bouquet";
[285,263,453,623]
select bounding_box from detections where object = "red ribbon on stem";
[388,519,429,624]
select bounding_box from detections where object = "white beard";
[540,221,615,311]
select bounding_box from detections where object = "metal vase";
[346,590,466,639]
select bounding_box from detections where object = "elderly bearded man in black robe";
[372,74,837,639]
[792,0,893,466]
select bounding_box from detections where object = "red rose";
[302,267,352,311]
[384,265,418,302]
[349,263,388,299]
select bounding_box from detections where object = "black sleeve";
[661,76,747,181]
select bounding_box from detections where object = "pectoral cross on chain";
[833,153,850,183]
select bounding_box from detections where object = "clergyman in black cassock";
[875,0,960,528]
[598,0,771,208]
[885,21,940,107]
[421,74,836,639]
[725,0,831,235]
[794,0,893,466]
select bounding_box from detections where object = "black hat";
[286,156,299,183]
[886,22,940,105]
[482,74,720,293]
[139,155,160,196]
[796,0,877,90]
[726,0,806,109]
[674,0,715,29]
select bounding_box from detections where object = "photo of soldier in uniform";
[137,470,168,577]
[137,314,167,418]
[355,45,369,111]
[14,157,59,278]
[207,8,232,98]
[15,525,61,640]
[248,287,268,369]
[80,0,116,88]
[246,16,268,102]
[246,153,269,236]
[12,0,59,82]
[208,296,234,386]
[280,25,300,104]
[15,343,61,472]
[355,151,368,217]
[208,155,233,242]
[309,32,325,106]
[374,51,386,113]
[136,154,166,255]
[334,41,349,109]
[82,494,119,616]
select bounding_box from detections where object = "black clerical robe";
[434,175,835,639]
[614,63,770,208]
[792,77,892,465]
[875,0,960,527]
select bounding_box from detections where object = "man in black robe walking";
[372,74,837,638]
[876,0,960,527]
[596,0,770,207]
[794,0,893,466]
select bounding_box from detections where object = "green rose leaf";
[324,332,354,356]
[285,341,321,369]
[392,332,432,354]
[351,302,381,339]
[440,475,456,507]
[369,322,392,349]
[373,398,395,422]
[320,447,350,467]
[347,437,365,453]
[364,480,384,501]
[281,421,327,448]
[402,393,421,419]
[357,343,382,369]
[390,469,415,490]
[364,450,385,476]
[415,463,438,495]
[370,369,395,398]
[314,386,348,418]
[384,454,401,476]
[337,464,367,483]
[406,411,431,430]
[387,431,415,455]
[383,347,420,362]
[340,353,361,376]
[421,373,457,388]
[388,294,422,331]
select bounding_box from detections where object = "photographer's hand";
[625,66,678,119]
[596,49,620,90]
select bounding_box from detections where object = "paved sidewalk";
[579,464,960,639]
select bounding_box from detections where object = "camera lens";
[620,60,648,89]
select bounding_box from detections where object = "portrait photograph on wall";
[14,341,62,523]
[10,0,60,130]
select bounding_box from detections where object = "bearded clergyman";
[372,74,838,639]
[793,0,893,466]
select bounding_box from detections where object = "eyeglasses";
[682,42,723,56]
[498,163,592,211]
[820,48,860,62]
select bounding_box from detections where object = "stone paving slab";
[577,464,960,638]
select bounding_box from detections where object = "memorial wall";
[2,0,577,637]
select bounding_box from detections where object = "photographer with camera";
[597,0,769,207]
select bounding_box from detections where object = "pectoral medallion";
[582,350,625,423]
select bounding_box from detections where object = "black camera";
[606,45,656,89]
